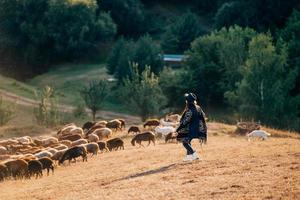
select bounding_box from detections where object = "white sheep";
[92,128,112,139]
[154,126,176,138]
[159,119,179,127]
[247,130,271,141]
[34,150,53,159]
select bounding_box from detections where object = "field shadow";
[101,163,176,186]
[122,163,176,180]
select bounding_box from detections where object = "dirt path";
[0,89,141,124]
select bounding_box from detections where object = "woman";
[176,93,207,161]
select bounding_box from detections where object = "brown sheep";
[165,132,178,143]
[87,133,99,143]
[106,119,122,131]
[28,160,43,179]
[38,157,54,176]
[82,143,99,156]
[71,139,88,147]
[86,124,106,136]
[56,123,76,135]
[118,119,126,130]
[0,164,8,181]
[97,141,109,152]
[82,121,96,131]
[107,138,124,151]
[127,126,141,134]
[59,134,82,142]
[95,120,107,127]
[131,132,155,147]
[92,128,112,140]
[5,159,28,179]
[143,119,160,128]
[59,140,72,147]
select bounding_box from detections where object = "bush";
[0,96,15,126]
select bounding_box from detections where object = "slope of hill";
[0,124,299,200]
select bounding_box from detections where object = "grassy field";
[0,123,299,200]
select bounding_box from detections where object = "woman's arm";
[176,109,192,132]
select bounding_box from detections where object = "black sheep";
[38,157,55,176]
[59,146,87,165]
[28,160,43,179]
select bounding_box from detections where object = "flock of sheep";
[0,114,181,182]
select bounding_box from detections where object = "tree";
[158,67,192,110]
[99,0,146,36]
[80,80,109,121]
[120,63,166,121]
[184,26,257,106]
[161,12,203,53]
[228,34,300,130]
[0,0,116,74]
[278,9,300,96]
[34,86,60,127]
[106,35,163,82]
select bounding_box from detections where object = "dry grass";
[0,126,299,200]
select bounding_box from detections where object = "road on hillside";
[0,89,141,124]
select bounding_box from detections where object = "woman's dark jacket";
[176,103,207,141]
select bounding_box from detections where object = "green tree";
[46,0,116,61]
[278,9,300,96]
[106,35,163,82]
[228,34,300,130]
[184,26,257,106]
[80,80,109,121]
[100,0,146,36]
[0,0,116,73]
[158,67,192,110]
[120,63,166,121]
[34,86,60,127]
[161,12,203,53]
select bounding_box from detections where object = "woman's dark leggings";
[182,138,194,155]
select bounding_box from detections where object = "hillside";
[0,124,299,200]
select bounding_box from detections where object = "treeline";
[0,0,299,130]
[107,12,300,131]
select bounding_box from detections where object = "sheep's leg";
[152,139,155,146]
[147,140,151,146]
[47,168,49,176]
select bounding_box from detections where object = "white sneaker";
[192,152,200,160]
[183,154,193,162]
